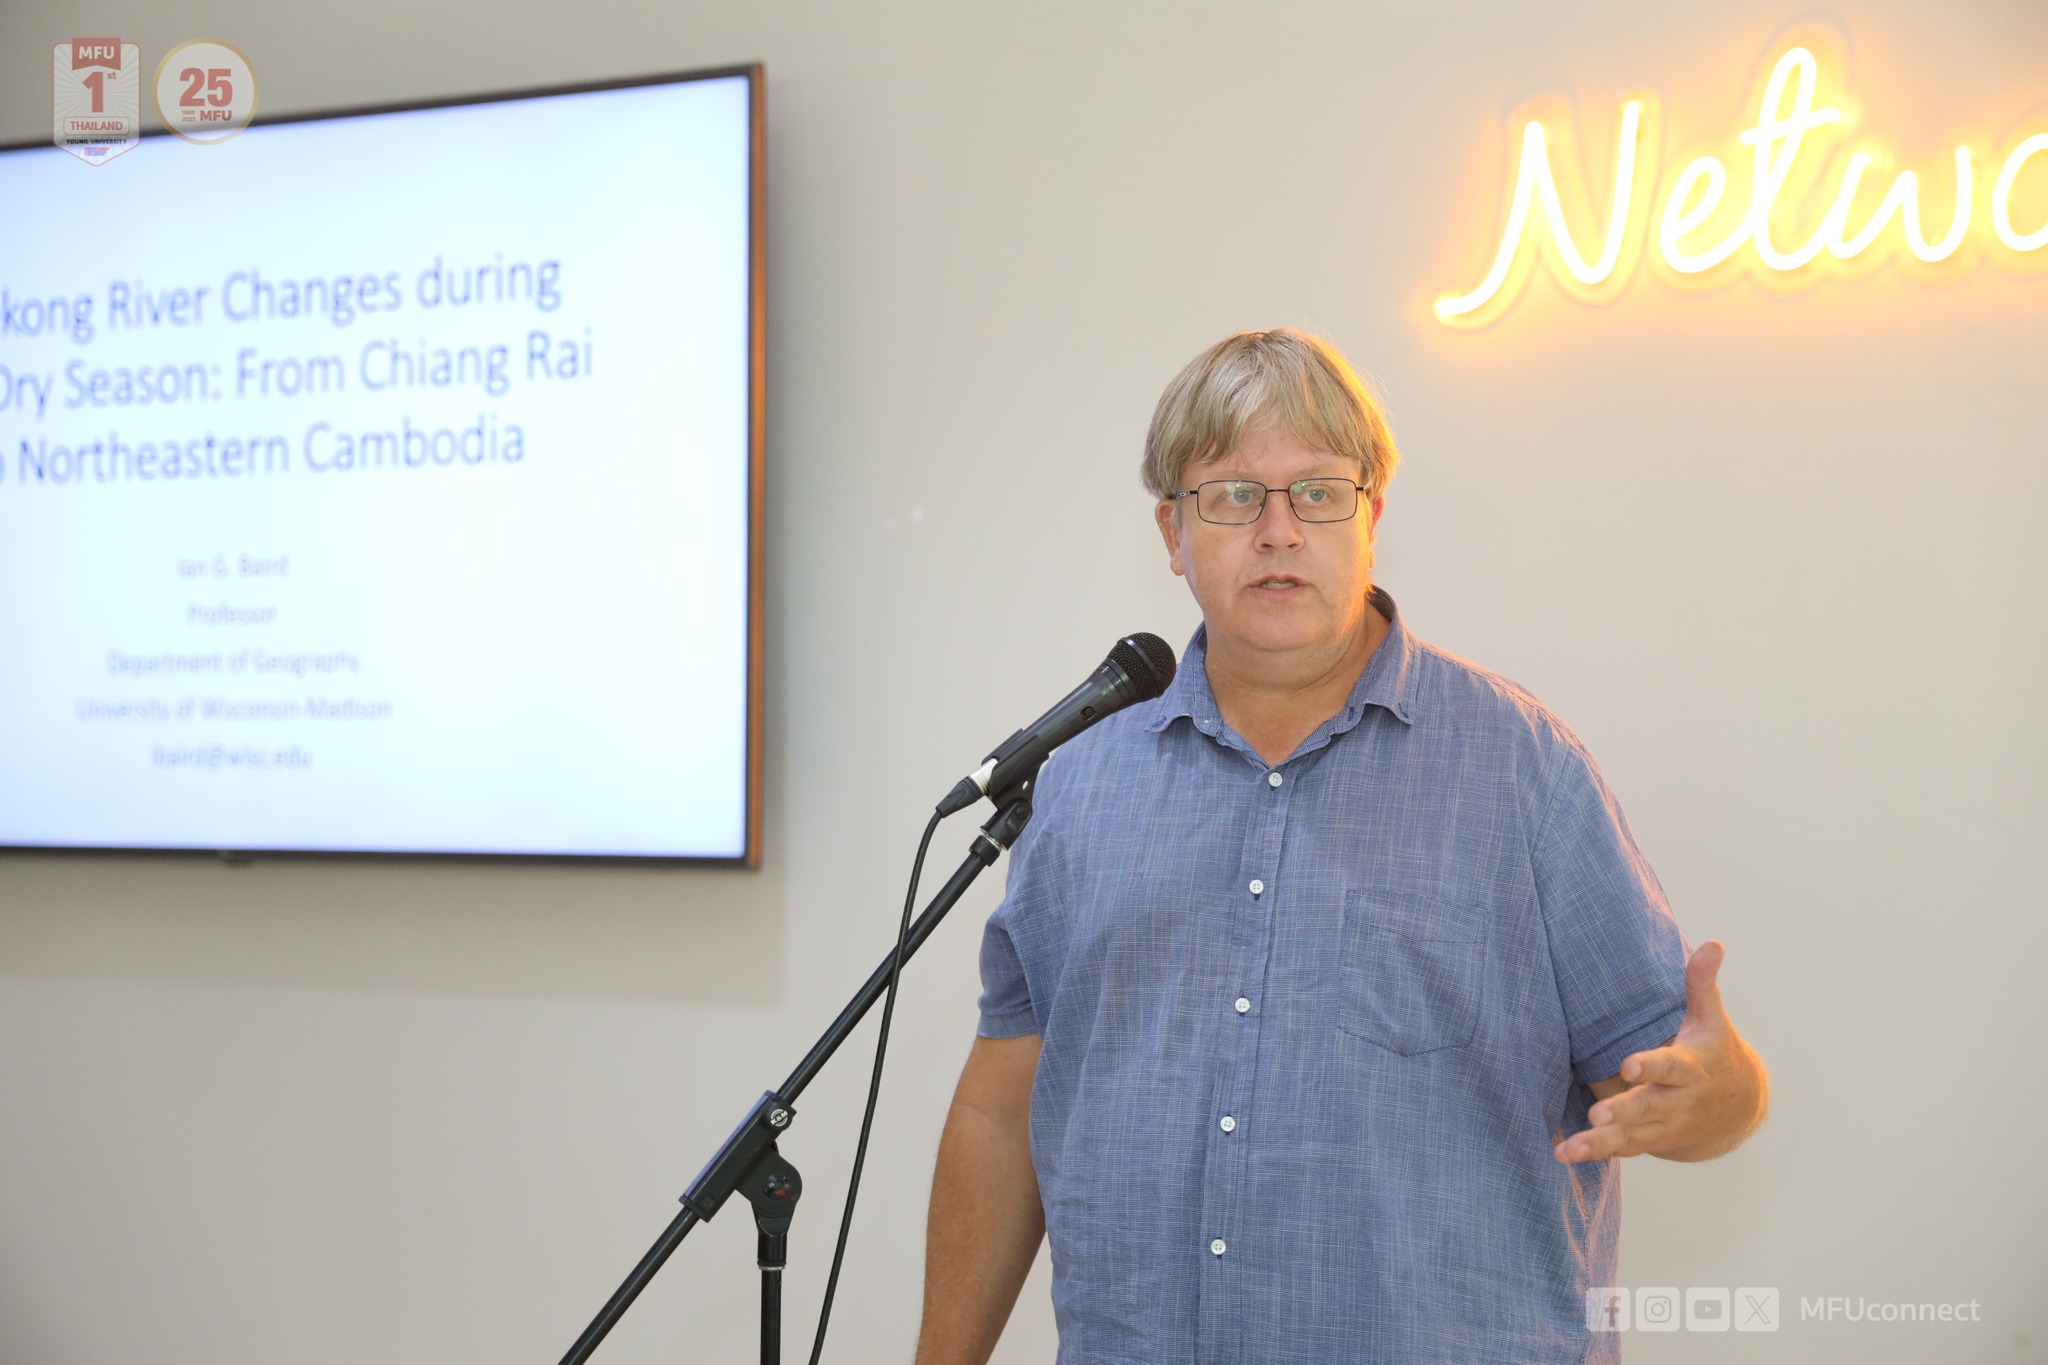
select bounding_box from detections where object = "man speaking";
[914,329,1769,1364]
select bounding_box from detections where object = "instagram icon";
[1636,1287,1681,1331]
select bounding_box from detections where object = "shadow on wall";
[0,850,786,1006]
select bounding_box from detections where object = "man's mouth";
[1253,576,1306,592]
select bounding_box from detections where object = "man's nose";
[1250,489,1308,544]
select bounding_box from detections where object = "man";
[915,329,1768,1364]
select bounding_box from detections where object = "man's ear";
[1367,494,1385,535]
[1155,499,1188,578]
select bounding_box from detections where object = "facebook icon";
[1586,1288,1630,1332]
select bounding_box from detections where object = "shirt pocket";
[1334,889,1489,1055]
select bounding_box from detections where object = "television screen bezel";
[0,62,767,869]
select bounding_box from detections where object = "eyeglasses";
[1171,478,1365,525]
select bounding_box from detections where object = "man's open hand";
[1553,940,1769,1164]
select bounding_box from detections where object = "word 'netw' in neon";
[1437,46,2048,323]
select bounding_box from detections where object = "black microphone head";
[1109,632,1177,701]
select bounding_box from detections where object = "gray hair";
[1141,328,1399,502]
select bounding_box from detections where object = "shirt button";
[1248,878,1265,895]
[1210,1238,1228,1256]
[1219,1115,1237,1133]
[1234,997,1251,1014]
[1267,771,1283,788]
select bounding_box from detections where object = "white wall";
[3,2,2045,1362]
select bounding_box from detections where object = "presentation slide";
[0,75,756,859]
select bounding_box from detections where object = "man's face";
[1154,416,1384,668]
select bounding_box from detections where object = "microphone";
[936,632,1177,816]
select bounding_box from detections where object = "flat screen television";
[0,65,764,864]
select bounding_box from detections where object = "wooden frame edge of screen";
[0,61,769,870]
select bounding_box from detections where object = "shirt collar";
[1143,584,1418,735]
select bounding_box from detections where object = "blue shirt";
[977,588,1689,1364]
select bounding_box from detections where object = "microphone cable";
[806,807,944,1364]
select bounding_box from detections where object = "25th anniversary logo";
[52,37,258,165]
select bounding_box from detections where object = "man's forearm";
[916,1036,1045,1365]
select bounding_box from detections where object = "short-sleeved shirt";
[978,587,1689,1365]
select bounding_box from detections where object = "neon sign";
[1436,41,2048,325]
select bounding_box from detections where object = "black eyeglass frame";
[1169,478,1369,525]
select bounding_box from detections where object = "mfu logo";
[151,38,259,144]
[52,38,141,165]
[1587,1286,1780,1332]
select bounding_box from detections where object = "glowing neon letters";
[1437,46,2048,323]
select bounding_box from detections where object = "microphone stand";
[558,775,1039,1365]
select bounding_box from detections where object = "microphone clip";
[967,765,1041,863]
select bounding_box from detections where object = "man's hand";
[1553,940,1769,1164]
